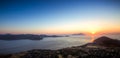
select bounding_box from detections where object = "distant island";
[72,33,86,35]
[0,34,67,40]
[0,36,120,58]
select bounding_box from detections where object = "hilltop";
[81,36,120,48]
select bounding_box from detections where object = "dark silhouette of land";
[81,36,120,48]
[0,34,43,40]
[72,33,86,35]
[0,34,66,40]
[0,36,120,58]
[93,36,120,47]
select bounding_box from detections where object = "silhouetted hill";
[93,36,120,47]
[82,36,120,48]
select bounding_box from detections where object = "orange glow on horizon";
[0,29,120,35]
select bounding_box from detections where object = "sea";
[0,34,120,54]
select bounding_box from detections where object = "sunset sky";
[0,0,120,34]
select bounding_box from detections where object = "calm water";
[0,35,120,54]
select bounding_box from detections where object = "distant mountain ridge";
[0,34,43,40]
[0,34,66,40]
[72,33,86,35]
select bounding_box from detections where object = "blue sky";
[0,0,120,34]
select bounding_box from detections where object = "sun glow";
[89,31,96,42]
[91,31,96,35]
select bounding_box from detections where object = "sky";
[0,0,120,34]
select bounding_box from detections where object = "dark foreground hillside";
[1,47,120,58]
[0,36,120,58]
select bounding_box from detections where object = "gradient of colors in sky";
[0,0,120,34]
